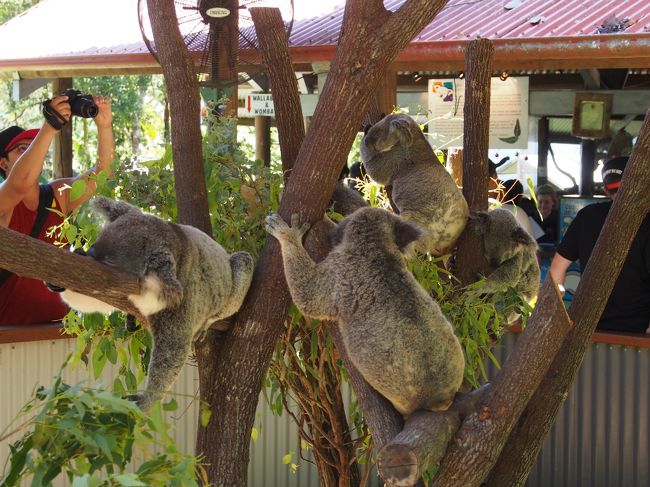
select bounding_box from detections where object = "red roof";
[289,0,650,46]
[0,0,648,77]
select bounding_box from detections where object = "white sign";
[246,93,275,116]
[428,77,529,149]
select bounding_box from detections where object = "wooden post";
[454,39,493,286]
[580,139,597,196]
[255,115,271,166]
[537,117,549,186]
[52,78,73,179]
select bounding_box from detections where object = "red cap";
[4,128,39,153]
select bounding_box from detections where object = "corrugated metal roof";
[0,0,649,76]
[289,0,650,47]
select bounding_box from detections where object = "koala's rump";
[338,281,464,415]
[176,225,235,325]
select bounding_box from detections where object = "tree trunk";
[486,108,650,487]
[250,8,304,179]
[146,0,211,234]
[197,1,451,485]
[432,278,571,486]
[454,39,493,286]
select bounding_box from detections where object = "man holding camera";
[0,93,114,325]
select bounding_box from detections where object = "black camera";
[63,89,98,118]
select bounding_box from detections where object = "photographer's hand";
[43,95,72,129]
[93,96,113,129]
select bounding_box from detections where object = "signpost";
[246,93,275,116]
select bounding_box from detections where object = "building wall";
[1,335,647,486]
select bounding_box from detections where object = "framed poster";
[427,76,529,149]
[571,93,612,138]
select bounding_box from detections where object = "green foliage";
[0,371,205,486]
[409,252,532,388]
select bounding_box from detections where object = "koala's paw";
[265,213,310,243]
[230,251,254,275]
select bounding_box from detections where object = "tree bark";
[198,1,451,485]
[250,8,305,178]
[0,227,145,323]
[432,277,571,486]
[486,108,650,487]
[454,39,493,286]
[146,0,211,234]
[377,410,459,486]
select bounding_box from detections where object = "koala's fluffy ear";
[93,196,140,222]
[329,218,350,247]
[511,226,533,246]
[393,218,422,251]
[469,211,490,235]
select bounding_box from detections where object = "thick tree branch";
[432,278,571,486]
[0,227,145,322]
[486,108,650,487]
[455,39,493,286]
[147,0,211,234]
[250,8,305,178]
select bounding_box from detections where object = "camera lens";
[71,98,98,118]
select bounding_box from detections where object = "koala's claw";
[265,213,288,236]
[290,213,311,237]
[266,213,310,242]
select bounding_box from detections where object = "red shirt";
[0,188,69,325]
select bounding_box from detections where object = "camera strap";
[0,184,55,287]
[42,100,68,130]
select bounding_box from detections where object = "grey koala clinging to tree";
[60,197,254,410]
[470,208,540,304]
[360,114,469,255]
[266,208,465,415]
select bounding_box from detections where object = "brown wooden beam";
[52,78,73,179]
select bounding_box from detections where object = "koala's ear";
[93,197,140,222]
[329,218,350,247]
[469,211,490,235]
[511,226,533,246]
[393,219,422,251]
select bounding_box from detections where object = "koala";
[360,114,469,255]
[329,181,369,217]
[60,197,254,410]
[266,208,465,416]
[470,208,540,303]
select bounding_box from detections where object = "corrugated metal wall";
[1,335,647,486]
[490,333,650,487]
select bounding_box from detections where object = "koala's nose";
[84,247,95,258]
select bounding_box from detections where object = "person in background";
[0,94,114,326]
[500,178,543,240]
[549,156,650,334]
[536,184,560,246]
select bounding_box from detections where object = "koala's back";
[393,165,469,254]
[329,246,464,415]
[175,224,236,321]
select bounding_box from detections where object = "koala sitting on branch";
[360,114,469,255]
[469,208,541,304]
[266,208,465,416]
[60,197,254,410]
